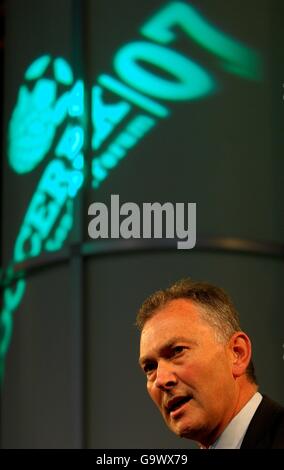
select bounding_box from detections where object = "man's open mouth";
[166,396,192,414]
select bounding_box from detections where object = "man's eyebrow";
[139,336,196,367]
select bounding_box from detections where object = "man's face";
[139,299,237,445]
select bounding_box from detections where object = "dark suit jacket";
[240,395,284,449]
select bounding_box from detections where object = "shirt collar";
[210,392,263,449]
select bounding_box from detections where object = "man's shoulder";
[241,395,284,449]
[260,395,284,416]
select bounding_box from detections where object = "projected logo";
[0,1,262,381]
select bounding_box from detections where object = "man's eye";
[144,363,156,374]
[173,346,185,355]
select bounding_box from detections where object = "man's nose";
[155,361,177,390]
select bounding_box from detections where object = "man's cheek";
[147,384,157,403]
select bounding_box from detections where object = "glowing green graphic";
[98,74,169,118]
[0,278,26,372]
[25,55,51,80]
[92,85,131,151]
[9,55,78,175]
[92,114,156,187]
[45,199,74,251]
[114,41,214,100]
[1,54,85,381]
[54,58,74,85]
[91,1,262,189]
[141,2,262,80]
[68,81,84,116]
[9,80,57,173]
[0,309,13,357]
[0,1,264,383]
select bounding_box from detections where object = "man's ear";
[229,332,252,378]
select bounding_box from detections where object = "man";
[136,278,284,449]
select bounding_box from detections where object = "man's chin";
[178,427,195,439]
[168,419,193,438]
[169,417,202,440]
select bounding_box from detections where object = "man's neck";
[198,381,258,448]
